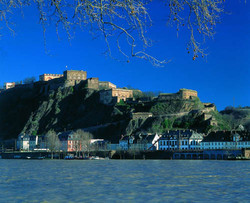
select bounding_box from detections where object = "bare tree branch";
[0,0,229,65]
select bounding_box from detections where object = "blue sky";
[0,1,249,110]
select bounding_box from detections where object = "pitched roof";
[160,130,203,139]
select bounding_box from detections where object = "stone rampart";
[158,93,179,101]
[99,81,116,90]
[63,70,87,86]
[112,88,133,103]
[158,89,198,101]
[39,74,63,81]
[99,88,133,105]
[131,112,153,120]
[86,78,99,90]
[179,89,198,99]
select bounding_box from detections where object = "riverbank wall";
[1,149,249,160]
[0,150,111,159]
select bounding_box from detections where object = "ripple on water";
[0,160,249,202]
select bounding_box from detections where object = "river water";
[0,160,249,202]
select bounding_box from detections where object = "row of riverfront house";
[16,129,250,152]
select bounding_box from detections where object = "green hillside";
[0,80,243,142]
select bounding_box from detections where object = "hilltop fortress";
[38,70,134,104]
[37,69,201,105]
[2,69,202,106]
[0,68,225,144]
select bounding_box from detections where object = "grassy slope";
[1,81,241,141]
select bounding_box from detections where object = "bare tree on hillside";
[45,130,61,159]
[0,0,230,66]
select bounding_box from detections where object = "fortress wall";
[63,70,87,81]
[112,88,133,102]
[39,74,63,81]
[87,78,99,90]
[99,88,133,105]
[4,82,15,89]
[99,82,117,90]
[132,112,153,119]
[179,89,198,99]
[158,93,179,101]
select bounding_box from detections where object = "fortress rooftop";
[180,88,197,92]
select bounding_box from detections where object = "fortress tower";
[178,89,198,99]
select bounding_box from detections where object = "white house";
[189,133,204,150]
[201,131,250,150]
[17,134,45,151]
[158,130,204,151]
[29,136,38,150]
[37,135,47,150]
[17,134,30,151]
[117,133,161,151]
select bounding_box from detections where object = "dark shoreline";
[1,149,249,160]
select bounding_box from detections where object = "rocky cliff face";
[0,83,41,140]
[0,79,233,142]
